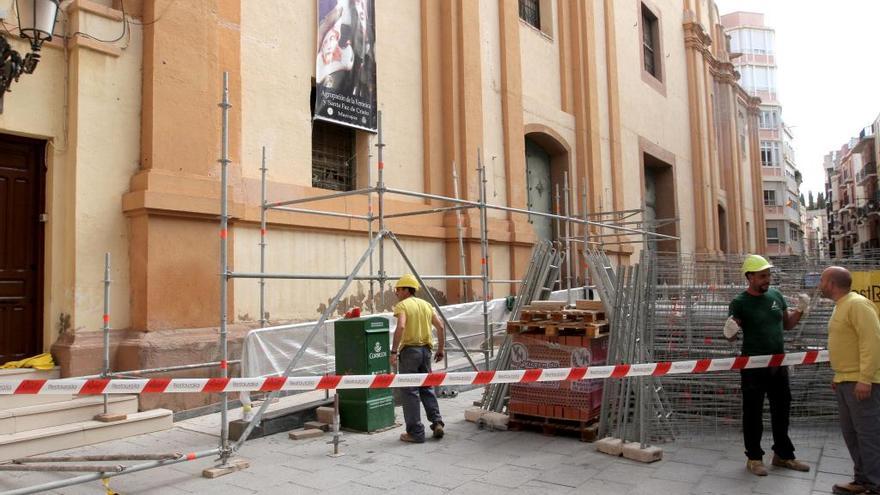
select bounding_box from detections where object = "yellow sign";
[851,271,880,310]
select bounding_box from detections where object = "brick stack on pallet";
[505,300,609,442]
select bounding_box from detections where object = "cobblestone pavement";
[0,388,850,494]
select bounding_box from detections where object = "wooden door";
[0,134,45,364]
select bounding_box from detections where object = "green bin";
[334,316,395,432]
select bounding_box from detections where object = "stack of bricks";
[507,300,609,422]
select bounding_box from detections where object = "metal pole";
[452,161,469,302]
[218,72,231,463]
[554,184,562,290]
[563,172,573,303]
[260,146,267,328]
[367,134,375,313]
[582,184,590,299]
[377,111,386,309]
[101,252,111,415]
[0,449,221,495]
[478,153,490,365]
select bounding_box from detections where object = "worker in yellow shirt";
[389,274,445,444]
[819,266,880,495]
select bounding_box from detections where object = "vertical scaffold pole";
[101,252,111,415]
[259,146,267,328]
[563,172,572,304]
[582,184,589,299]
[376,111,386,308]
[452,162,469,302]
[367,135,375,312]
[478,151,490,366]
[218,72,231,462]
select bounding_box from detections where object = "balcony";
[857,162,877,186]
[764,204,784,219]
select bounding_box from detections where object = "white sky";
[715,0,880,201]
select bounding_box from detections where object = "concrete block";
[481,412,509,431]
[93,412,128,423]
[595,437,624,456]
[464,407,485,423]
[316,406,336,425]
[622,442,663,463]
[304,421,329,431]
[202,458,250,478]
[289,428,324,440]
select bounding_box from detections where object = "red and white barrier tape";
[0,351,828,395]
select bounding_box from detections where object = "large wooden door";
[0,134,45,364]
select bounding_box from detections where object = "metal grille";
[519,0,540,30]
[312,119,355,191]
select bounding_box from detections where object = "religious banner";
[314,0,377,132]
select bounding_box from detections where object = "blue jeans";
[399,346,442,441]
[836,382,880,491]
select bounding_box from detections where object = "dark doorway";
[0,134,45,364]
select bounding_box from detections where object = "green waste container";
[334,316,395,432]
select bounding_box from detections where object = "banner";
[850,270,880,311]
[315,0,377,132]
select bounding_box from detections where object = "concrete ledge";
[595,437,624,456]
[622,442,663,463]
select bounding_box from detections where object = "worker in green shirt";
[724,254,810,477]
[819,266,880,495]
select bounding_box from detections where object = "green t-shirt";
[728,288,787,356]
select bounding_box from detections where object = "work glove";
[723,316,741,341]
[796,293,810,317]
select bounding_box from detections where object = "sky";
[715,0,880,201]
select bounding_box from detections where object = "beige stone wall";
[0,5,141,351]
[478,0,508,210]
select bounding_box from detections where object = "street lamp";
[0,0,61,113]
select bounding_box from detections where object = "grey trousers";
[836,382,880,490]
[399,346,442,441]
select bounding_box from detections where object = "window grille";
[519,0,540,29]
[312,119,355,191]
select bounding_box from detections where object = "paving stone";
[507,451,570,470]
[630,478,695,494]
[710,458,761,482]
[574,478,637,495]
[356,465,426,490]
[386,480,448,495]
[818,454,853,475]
[692,475,757,495]
[410,463,485,489]
[753,475,814,495]
[534,465,599,487]
[652,460,707,483]
[476,464,541,488]
[592,461,658,484]
[512,479,576,494]
[320,481,385,495]
[813,471,854,493]
[671,446,725,466]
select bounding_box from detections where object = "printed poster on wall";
[314,0,377,132]
[850,270,880,312]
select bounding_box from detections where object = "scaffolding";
[1,72,675,494]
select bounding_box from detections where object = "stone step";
[0,367,72,410]
[0,409,173,462]
[0,395,139,434]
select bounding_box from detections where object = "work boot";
[746,460,768,476]
[832,482,867,494]
[771,454,810,472]
[430,422,444,439]
[399,433,424,444]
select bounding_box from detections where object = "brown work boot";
[771,454,810,472]
[746,459,768,476]
[399,433,425,444]
[430,422,444,439]
[832,481,867,494]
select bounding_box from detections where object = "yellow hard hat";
[741,254,773,274]
[395,274,420,291]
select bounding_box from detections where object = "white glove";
[796,293,810,316]
[723,316,742,340]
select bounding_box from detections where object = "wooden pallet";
[508,413,599,442]
[506,320,609,338]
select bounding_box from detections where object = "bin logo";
[571,348,592,368]
[369,342,387,360]
[511,343,528,364]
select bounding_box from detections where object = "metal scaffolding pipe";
[227,272,484,281]
[218,72,231,462]
[272,206,370,221]
[380,204,475,220]
[265,186,376,209]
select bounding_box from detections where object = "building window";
[760,140,780,167]
[759,109,778,129]
[312,119,355,191]
[641,4,661,80]
[764,190,777,206]
[767,227,779,243]
[519,0,540,30]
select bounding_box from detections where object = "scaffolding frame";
[3,72,676,495]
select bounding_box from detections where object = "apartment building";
[721,11,804,255]
[826,123,879,257]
